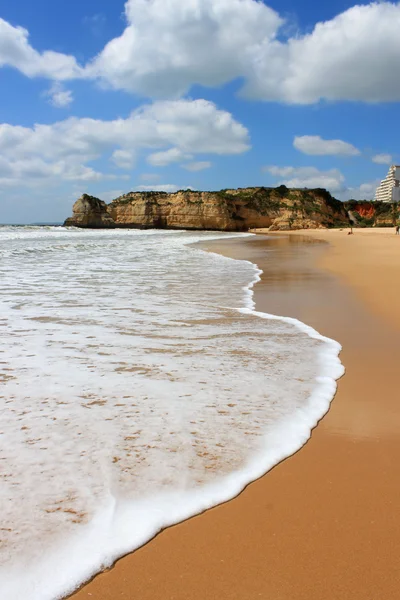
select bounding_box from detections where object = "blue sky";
[0,0,398,223]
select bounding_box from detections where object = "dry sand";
[71,227,400,600]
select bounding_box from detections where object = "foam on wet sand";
[0,227,343,599]
[71,228,400,600]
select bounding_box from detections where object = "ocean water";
[0,226,343,599]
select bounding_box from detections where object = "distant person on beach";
[396,225,399,235]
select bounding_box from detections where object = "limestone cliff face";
[64,194,116,228]
[108,190,243,230]
[64,187,349,231]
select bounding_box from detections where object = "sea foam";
[0,227,343,599]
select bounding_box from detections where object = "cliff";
[344,201,400,227]
[64,187,349,231]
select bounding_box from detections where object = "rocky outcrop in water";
[64,187,349,231]
[64,194,116,228]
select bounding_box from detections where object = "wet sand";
[71,228,400,600]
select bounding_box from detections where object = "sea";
[0,226,343,600]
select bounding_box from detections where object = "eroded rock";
[64,187,349,231]
[64,194,116,228]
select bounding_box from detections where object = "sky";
[0,0,399,224]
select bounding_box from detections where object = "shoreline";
[71,228,400,600]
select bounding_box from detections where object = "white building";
[374,165,400,202]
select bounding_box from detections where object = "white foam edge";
[0,234,345,600]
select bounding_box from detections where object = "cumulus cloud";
[265,165,345,192]
[337,180,380,201]
[0,156,115,188]
[182,161,212,172]
[0,17,82,79]
[138,99,250,155]
[87,0,282,97]
[111,149,135,169]
[85,1,400,103]
[3,3,400,104]
[0,99,249,189]
[266,165,379,199]
[294,135,360,156]
[44,82,74,108]
[372,153,393,165]
[147,148,192,167]
[243,3,400,103]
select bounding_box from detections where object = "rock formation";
[64,194,116,228]
[64,186,349,231]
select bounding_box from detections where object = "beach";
[4,226,338,600]
[70,227,400,600]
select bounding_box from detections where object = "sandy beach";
[71,227,400,600]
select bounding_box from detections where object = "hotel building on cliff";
[374,165,400,202]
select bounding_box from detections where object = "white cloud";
[87,0,282,97]
[294,135,360,156]
[243,3,400,103]
[138,100,250,155]
[265,166,345,192]
[136,184,192,193]
[0,17,82,80]
[338,180,380,201]
[372,153,392,165]
[147,147,192,167]
[111,149,135,169]
[87,1,400,103]
[182,161,211,172]
[0,157,115,188]
[0,99,249,189]
[45,82,74,108]
[4,3,400,104]
[266,165,380,200]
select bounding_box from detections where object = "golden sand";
[70,228,400,600]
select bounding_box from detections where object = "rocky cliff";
[344,201,400,227]
[64,187,349,231]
